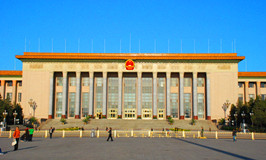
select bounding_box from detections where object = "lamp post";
[13,110,17,125]
[250,111,254,127]
[241,111,246,133]
[234,112,238,127]
[3,110,8,127]
[222,100,230,125]
[28,99,37,117]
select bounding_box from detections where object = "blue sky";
[0,0,265,71]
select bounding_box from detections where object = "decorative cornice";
[238,72,266,77]
[0,71,22,76]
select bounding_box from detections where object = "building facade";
[1,52,266,121]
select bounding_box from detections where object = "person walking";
[201,127,204,137]
[13,126,20,151]
[25,127,29,141]
[107,127,113,141]
[49,127,54,139]
[232,129,237,142]
[29,127,34,141]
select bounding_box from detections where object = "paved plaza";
[0,137,265,160]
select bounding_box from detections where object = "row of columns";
[0,80,19,103]
[244,81,261,102]
[48,71,211,120]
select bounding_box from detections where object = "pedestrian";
[25,127,29,141]
[232,129,237,142]
[106,127,108,131]
[49,127,53,139]
[201,127,204,137]
[29,127,34,141]
[13,126,20,151]
[107,127,113,141]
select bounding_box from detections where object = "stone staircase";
[40,119,218,131]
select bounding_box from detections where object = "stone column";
[166,72,171,117]
[12,80,17,103]
[118,72,122,117]
[89,72,94,117]
[193,72,198,120]
[75,71,81,119]
[0,80,5,99]
[153,72,157,118]
[61,71,68,119]
[48,72,54,119]
[206,72,211,120]
[256,81,261,97]
[102,72,107,118]
[179,72,184,119]
[245,81,249,103]
[137,72,142,118]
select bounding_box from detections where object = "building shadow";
[3,146,37,154]
[174,138,254,160]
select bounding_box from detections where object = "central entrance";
[123,75,137,119]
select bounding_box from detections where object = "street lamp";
[2,110,8,127]
[222,100,230,124]
[28,99,37,117]
[241,111,246,133]
[13,110,17,125]
[234,112,238,127]
[250,111,254,127]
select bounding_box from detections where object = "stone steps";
[40,119,218,131]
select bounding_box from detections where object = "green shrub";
[60,118,66,124]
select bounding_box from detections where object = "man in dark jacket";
[232,129,237,142]
[107,127,113,141]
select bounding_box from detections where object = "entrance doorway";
[142,109,152,119]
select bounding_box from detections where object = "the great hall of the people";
[0,52,266,121]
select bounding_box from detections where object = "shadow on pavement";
[175,138,254,160]
[4,146,38,154]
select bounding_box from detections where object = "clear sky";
[0,0,265,71]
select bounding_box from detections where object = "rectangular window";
[248,82,255,88]
[170,93,178,118]
[18,81,22,87]
[18,93,22,102]
[261,94,266,100]
[261,82,266,88]
[238,94,243,102]
[238,82,244,88]
[197,93,204,118]
[142,78,153,109]
[184,93,191,118]
[170,78,178,87]
[95,78,103,109]
[69,77,76,86]
[108,77,119,109]
[57,77,63,86]
[6,93,12,101]
[157,78,165,110]
[7,81,12,86]
[82,92,89,117]
[184,78,191,87]
[124,78,136,110]
[197,78,204,87]
[69,92,76,117]
[82,77,90,86]
[249,94,255,100]
[56,92,63,117]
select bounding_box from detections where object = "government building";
[0,52,266,122]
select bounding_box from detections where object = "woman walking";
[13,126,20,151]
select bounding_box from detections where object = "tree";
[0,99,23,125]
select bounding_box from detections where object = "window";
[108,78,119,109]
[197,78,204,87]
[261,82,266,88]
[82,77,90,86]
[170,78,178,87]
[238,94,243,102]
[18,81,22,87]
[69,92,76,117]
[82,92,89,117]
[261,94,266,100]
[56,92,62,117]
[6,93,12,101]
[238,82,244,88]
[18,93,22,102]
[249,94,255,100]
[69,77,76,86]
[95,78,103,109]
[124,78,136,110]
[7,81,12,87]
[170,93,178,118]
[157,78,165,110]
[184,93,191,118]
[248,82,255,88]
[197,93,204,118]
[57,77,63,86]
[142,78,153,109]
[184,78,191,87]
